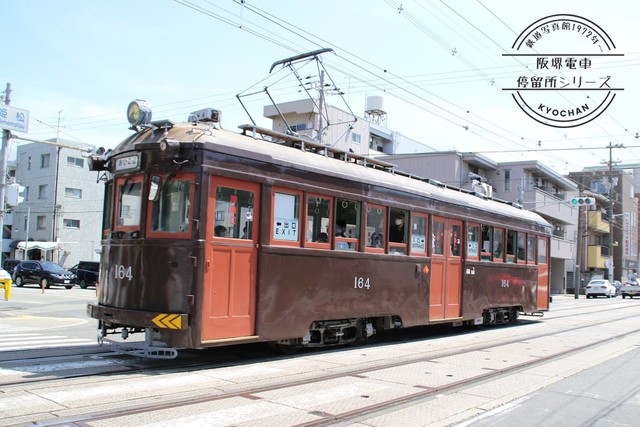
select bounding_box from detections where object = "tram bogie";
[86,101,551,359]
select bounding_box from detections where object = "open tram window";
[272,190,301,244]
[365,204,386,252]
[527,235,536,263]
[213,186,255,239]
[517,233,526,262]
[149,175,194,236]
[305,194,331,247]
[410,213,428,255]
[432,219,445,256]
[335,198,360,251]
[493,227,505,262]
[388,208,408,254]
[467,224,480,260]
[481,225,493,261]
[114,176,143,231]
[506,230,517,263]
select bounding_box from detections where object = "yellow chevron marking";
[152,313,182,329]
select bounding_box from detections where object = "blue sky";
[2,1,639,175]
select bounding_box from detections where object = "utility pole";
[0,83,12,265]
[606,142,622,281]
[317,70,325,145]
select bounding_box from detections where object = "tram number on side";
[114,264,133,281]
[354,276,371,290]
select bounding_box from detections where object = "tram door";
[536,236,550,310]
[429,217,463,321]
[202,177,260,341]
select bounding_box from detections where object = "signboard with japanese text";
[0,105,29,133]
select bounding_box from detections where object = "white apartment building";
[10,139,104,268]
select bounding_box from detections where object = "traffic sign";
[0,105,29,133]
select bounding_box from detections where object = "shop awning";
[16,241,61,251]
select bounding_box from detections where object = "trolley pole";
[0,82,12,266]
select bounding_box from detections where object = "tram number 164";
[354,276,371,290]
[114,264,133,281]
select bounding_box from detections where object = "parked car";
[585,279,617,298]
[621,284,640,299]
[13,261,76,289]
[68,261,100,289]
[2,259,21,277]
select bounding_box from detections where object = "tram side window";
[517,234,526,262]
[366,204,386,250]
[506,230,517,263]
[467,224,479,259]
[481,225,493,261]
[102,182,114,237]
[527,236,536,263]
[214,186,255,239]
[151,179,191,233]
[335,198,360,251]
[538,237,548,264]
[450,223,462,257]
[432,220,444,255]
[273,191,300,242]
[306,195,331,245]
[389,208,408,254]
[410,214,427,255]
[116,179,142,228]
[493,227,504,261]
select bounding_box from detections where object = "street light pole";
[0,83,12,265]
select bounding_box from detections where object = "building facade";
[11,140,104,268]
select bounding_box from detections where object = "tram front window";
[151,180,192,233]
[115,178,142,228]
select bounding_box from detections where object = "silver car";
[585,279,616,298]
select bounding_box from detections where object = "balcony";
[588,211,610,234]
[524,188,575,224]
[587,245,611,269]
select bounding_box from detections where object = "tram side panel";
[255,248,430,341]
[461,261,539,320]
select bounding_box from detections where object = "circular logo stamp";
[504,14,623,128]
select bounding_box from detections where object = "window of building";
[305,194,331,246]
[38,184,48,200]
[67,156,84,168]
[366,204,386,251]
[504,169,511,191]
[290,123,311,132]
[36,215,46,230]
[589,179,608,194]
[351,133,362,144]
[27,156,31,171]
[63,218,80,228]
[273,190,300,243]
[410,214,428,255]
[65,187,82,198]
[41,153,50,168]
[335,198,360,251]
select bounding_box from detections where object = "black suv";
[69,261,100,289]
[2,259,21,276]
[13,261,76,289]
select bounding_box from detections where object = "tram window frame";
[365,203,386,254]
[388,208,408,255]
[147,172,195,239]
[506,230,517,263]
[335,198,360,251]
[537,237,548,264]
[493,227,505,262]
[271,188,302,246]
[113,175,144,233]
[527,235,536,263]
[517,233,526,263]
[467,223,480,261]
[211,181,257,241]
[450,222,462,257]
[432,217,445,257]
[409,213,428,256]
[304,193,332,249]
[102,181,114,239]
[481,225,493,261]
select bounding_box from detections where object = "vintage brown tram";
[87,101,551,358]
